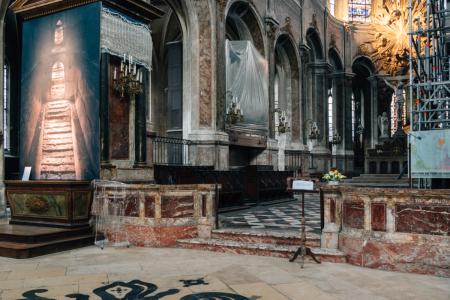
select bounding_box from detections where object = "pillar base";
[133,162,150,168]
[101,161,116,168]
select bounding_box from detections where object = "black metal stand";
[288,192,321,267]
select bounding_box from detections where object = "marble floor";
[0,245,448,300]
[220,194,322,232]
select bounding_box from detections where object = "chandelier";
[113,55,143,99]
[330,129,342,145]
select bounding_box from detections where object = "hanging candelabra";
[113,54,143,99]
[309,122,320,140]
[226,95,244,125]
[277,109,291,134]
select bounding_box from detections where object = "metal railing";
[285,150,304,177]
[153,136,191,166]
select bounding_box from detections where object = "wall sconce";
[113,54,143,99]
[276,109,291,134]
[309,122,320,140]
[331,129,342,145]
[225,93,244,125]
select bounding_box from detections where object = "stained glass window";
[391,92,406,136]
[330,0,335,16]
[349,0,371,22]
[328,88,333,142]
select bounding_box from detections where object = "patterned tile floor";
[220,194,322,233]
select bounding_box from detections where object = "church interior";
[0,0,448,299]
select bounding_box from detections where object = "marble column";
[134,67,148,168]
[100,52,114,169]
[265,15,279,139]
[368,76,379,148]
[215,1,226,133]
[299,45,311,148]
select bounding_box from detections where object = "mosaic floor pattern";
[221,194,322,232]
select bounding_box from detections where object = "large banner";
[20,3,101,180]
[411,129,450,178]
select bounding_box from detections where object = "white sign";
[292,180,314,190]
[22,167,32,181]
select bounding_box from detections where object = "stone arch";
[162,0,214,136]
[225,0,266,57]
[328,48,343,72]
[306,28,324,61]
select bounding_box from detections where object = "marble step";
[42,151,75,158]
[45,118,71,125]
[45,126,72,133]
[42,157,75,165]
[41,164,75,172]
[211,229,321,247]
[177,238,347,263]
[47,108,69,114]
[43,138,73,145]
[42,143,73,151]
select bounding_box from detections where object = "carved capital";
[216,0,227,21]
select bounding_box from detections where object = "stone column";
[216,1,226,132]
[100,52,114,169]
[299,45,311,148]
[134,67,148,168]
[265,15,279,139]
[368,76,379,148]
[321,189,342,249]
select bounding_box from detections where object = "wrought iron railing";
[153,136,191,166]
[285,150,304,177]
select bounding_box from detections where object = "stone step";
[42,157,75,165]
[44,126,72,133]
[41,164,75,172]
[177,238,347,263]
[40,171,76,180]
[42,151,74,158]
[46,108,69,114]
[46,132,72,140]
[45,118,71,125]
[42,143,73,151]
[45,112,70,120]
[211,229,321,247]
[43,138,73,145]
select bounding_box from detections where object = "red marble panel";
[396,204,450,235]
[124,225,160,247]
[109,56,129,159]
[161,196,194,218]
[144,196,155,218]
[330,199,336,223]
[343,201,364,229]
[372,203,386,231]
[159,225,198,247]
[202,195,207,217]
[124,195,139,217]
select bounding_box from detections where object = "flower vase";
[328,180,340,186]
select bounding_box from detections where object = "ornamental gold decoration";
[362,0,428,76]
[26,196,50,214]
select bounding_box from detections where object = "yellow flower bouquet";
[322,170,347,182]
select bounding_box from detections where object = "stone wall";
[321,186,450,277]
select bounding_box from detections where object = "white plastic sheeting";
[100,6,152,70]
[226,40,269,130]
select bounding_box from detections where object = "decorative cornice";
[216,0,226,21]
[280,17,293,38]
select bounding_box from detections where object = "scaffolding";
[409,0,450,131]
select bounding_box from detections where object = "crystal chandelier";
[113,55,143,99]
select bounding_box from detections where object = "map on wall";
[411,129,450,178]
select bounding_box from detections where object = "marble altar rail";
[91,184,218,247]
[321,186,450,277]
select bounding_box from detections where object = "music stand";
[286,177,322,268]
